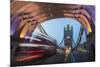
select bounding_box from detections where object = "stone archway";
[11,1,95,38]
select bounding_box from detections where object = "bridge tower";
[64,24,73,49]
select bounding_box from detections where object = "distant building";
[64,25,73,49]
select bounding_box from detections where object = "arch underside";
[11,1,95,38]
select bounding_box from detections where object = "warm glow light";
[88,26,92,33]
[20,23,30,38]
[20,34,25,38]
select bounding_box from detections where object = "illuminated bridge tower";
[64,25,73,49]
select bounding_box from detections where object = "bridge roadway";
[12,49,89,66]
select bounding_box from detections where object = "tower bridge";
[11,1,95,66]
